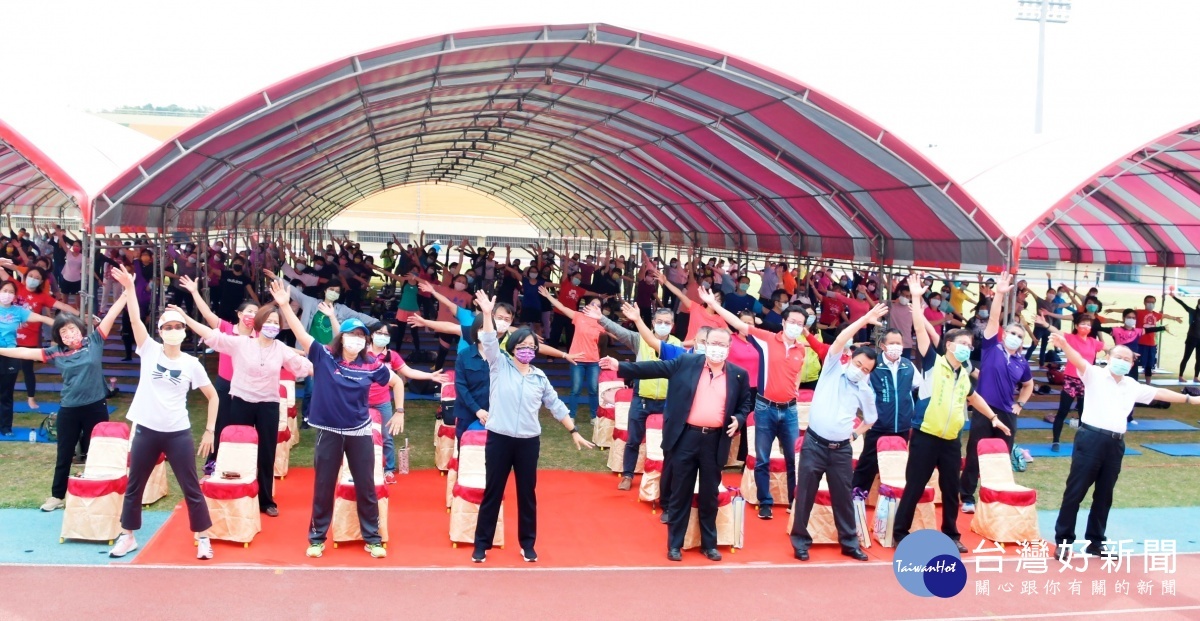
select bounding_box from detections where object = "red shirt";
[685,303,729,342]
[687,364,727,427]
[434,284,474,323]
[924,307,946,334]
[1134,310,1163,346]
[569,314,603,363]
[16,283,56,348]
[557,277,587,310]
[1064,334,1103,379]
[746,326,806,402]
[819,296,847,326]
[837,294,870,323]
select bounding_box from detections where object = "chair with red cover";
[274,382,294,478]
[331,430,389,546]
[740,413,786,506]
[200,425,261,546]
[638,414,665,508]
[606,388,644,473]
[593,370,622,449]
[972,438,1039,543]
[872,436,935,547]
[796,388,814,431]
[439,372,457,425]
[789,431,869,545]
[684,484,744,552]
[61,422,130,543]
[449,429,503,548]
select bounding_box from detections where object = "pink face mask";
[240,314,255,328]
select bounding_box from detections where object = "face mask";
[705,345,729,363]
[372,334,391,348]
[856,293,867,300]
[326,255,336,263]
[898,296,910,306]
[325,290,340,302]
[1004,333,1023,351]
[232,264,244,272]
[313,263,324,270]
[844,365,866,383]
[467,276,475,284]
[1076,325,1091,335]
[953,344,972,363]
[240,313,255,328]
[260,324,281,339]
[739,283,750,292]
[1085,304,1099,312]
[494,319,511,333]
[295,262,306,270]
[653,323,672,337]
[1124,318,1136,328]
[25,278,41,290]
[454,282,467,291]
[1107,359,1132,377]
[979,310,990,319]
[783,324,804,340]
[62,332,83,349]
[825,290,835,298]
[342,335,366,356]
[1145,303,1155,311]
[929,298,942,308]
[0,292,14,305]
[693,343,707,355]
[571,278,581,287]
[806,314,816,327]
[161,329,187,345]
[527,273,537,280]
[514,347,537,364]
[885,344,903,361]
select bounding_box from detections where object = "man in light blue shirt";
[789,304,886,563]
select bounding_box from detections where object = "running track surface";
[3,559,1199,621]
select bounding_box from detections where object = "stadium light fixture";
[1016,0,1071,134]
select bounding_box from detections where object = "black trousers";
[960,408,1017,504]
[1054,426,1124,550]
[850,428,907,491]
[623,396,664,478]
[20,358,36,399]
[549,313,574,349]
[229,396,279,511]
[308,429,381,545]
[790,431,857,552]
[666,427,722,550]
[122,426,211,532]
[0,354,17,433]
[475,433,540,552]
[1180,339,1200,379]
[206,377,234,464]
[893,429,961,542]
[434,334,459,371]
[51,399,110,499]
[1052,391,1084,443]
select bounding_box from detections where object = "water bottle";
[1068,418,1080,429]
[28,429,37,443]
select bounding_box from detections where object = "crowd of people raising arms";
[4,216,1199,563]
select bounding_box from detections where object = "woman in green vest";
[890,275,1010,552]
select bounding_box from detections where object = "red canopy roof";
[95,23,1009,269]
[1021,122,1200,267]
[0,118,88,219]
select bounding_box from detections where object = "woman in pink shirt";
[1038,314,1108,451]
[172,300,314,517]
[179,275,258,473]
[539,287,603,421]
[729,309,762,463]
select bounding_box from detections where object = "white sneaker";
[109,533,138,558]
[196,536,213,560]
[962,502,976,514]
[40,497,64,512]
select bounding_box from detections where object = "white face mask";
[705,344,729,363]
[342,335,366,356]
[161,329,187,345]
[653,323,672,337]
[693,343,707,355]
[0,291,13,305]
[494,319,511,333]
[454,282,467,291]
[325,290,340,302]
[885,344,903,361]
[783,324,803,340]
[898,296,910,306]
[1124,318,1136,328]
[844,365,867,383]
[1004,333,1023,351]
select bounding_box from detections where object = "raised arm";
[1049,331,1089,376]
[111,267,149,348]
[828,303,888,360]
[653,268,691,311]
[696,286,749,334]
[984,272,1012,340]
[271,280,315,353]
[417,280,460,314]
[96,281,129,338]
[407,314,466,337]
[179,275,222,329]
[906,274,933,357]
[538,286,575,319]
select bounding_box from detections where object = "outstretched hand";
[474,290,496,315]
[864,303,889,326]
[993,272,1014,295]
[599,356,619,371]
[269,280,291,305]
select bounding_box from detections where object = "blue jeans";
[1136,343,1157,380]
[373,400,396,473]
[568,362,600,420]
[754,400,798,507]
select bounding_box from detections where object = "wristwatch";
[1017,401,1026,408]
[569,427,580,435]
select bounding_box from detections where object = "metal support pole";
[81,203,96,331]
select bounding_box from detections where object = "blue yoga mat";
[12,404,118,415]
[1141,443,1200,457]
[1126,420,1199,431]
[1022,443,1141,458]
[965,417,1054,431]
[1020,401,1058,411]
[0,427,54,443]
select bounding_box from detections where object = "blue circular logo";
[892,530,967,598]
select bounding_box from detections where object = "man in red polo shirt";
[698,288,806,520]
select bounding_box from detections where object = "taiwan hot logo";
[892,530,967,598]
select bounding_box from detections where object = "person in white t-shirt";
[107,267,219,561]
[1050,332,1195,560]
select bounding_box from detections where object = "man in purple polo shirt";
[959,273,1034,514]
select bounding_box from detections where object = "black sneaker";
[1085,544,1115,558]
[471,548,486,564]
[521,548,538,563]
[659,511,669,524]
[1051,442,1060,452]
[758,505,773,520]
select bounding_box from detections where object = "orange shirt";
[781,271,797,295]
[746,326,805,402]
[685,302,730,342]
[570,314,604,363]
[687,364,728,427]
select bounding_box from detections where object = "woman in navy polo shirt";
[269,281,405,560]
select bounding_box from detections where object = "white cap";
[157,309,188,329]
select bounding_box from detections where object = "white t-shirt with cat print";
[127,338,211,433]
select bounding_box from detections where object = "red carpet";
[134,468,991,568]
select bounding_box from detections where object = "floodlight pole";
[1018,0,1070,134]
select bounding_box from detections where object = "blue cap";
[339,318,368,335]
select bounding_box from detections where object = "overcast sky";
[4,0,1196,218]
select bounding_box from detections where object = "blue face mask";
[1108,358,1132,377]
[1085,304,1099,312]
[952,344,972,363]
